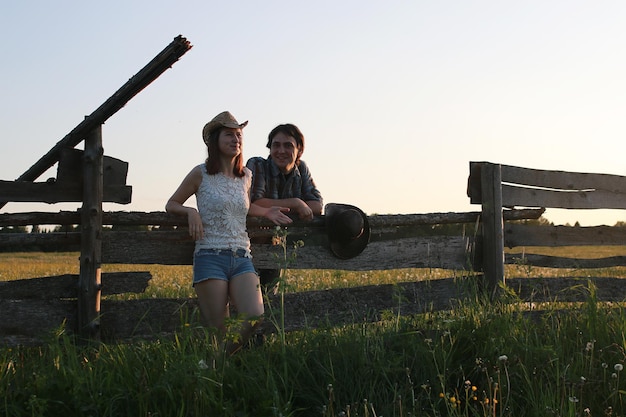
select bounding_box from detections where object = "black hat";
[325,203,370,259]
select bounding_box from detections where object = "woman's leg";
[227,272,264,353]
[194,279,229,333]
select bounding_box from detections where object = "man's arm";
[297,160,323,217]
[252,197,319,220]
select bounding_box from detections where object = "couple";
[165,111,322,354]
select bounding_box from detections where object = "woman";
[166,111,292,354]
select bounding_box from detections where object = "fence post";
[480,162,504,297]
[78,125,103,341]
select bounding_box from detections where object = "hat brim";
[325,203,370,260]
[222,120,249,129]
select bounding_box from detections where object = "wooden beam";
[0,35,191,209]
[0,180,132,204]
[505,224,626,247]
[479,162,505,296]
[0,272,151,299]
[77,126,103,340]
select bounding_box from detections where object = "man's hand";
[294,199,314,220]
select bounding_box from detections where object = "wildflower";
[585,341,594,352]
[612,373,618,379]
[449,396,456,404]
[198,359,209,370]
[603,363,609,369]
[498,355,508,362]
[439,392,445,398]
[580,376,586,383]
[615,363,624,372]
[569,396,579,403]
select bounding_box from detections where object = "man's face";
[270,132,302,174]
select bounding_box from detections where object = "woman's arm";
[166,166,204,240]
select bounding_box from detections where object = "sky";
[2,1,626,226]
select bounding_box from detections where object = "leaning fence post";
[78,125,103,341]
[480,162,505,297]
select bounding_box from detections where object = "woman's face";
[218,127,243,158]
[270,132,302,174]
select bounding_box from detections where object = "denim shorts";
[192,248,257,285]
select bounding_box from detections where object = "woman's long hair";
[204,127,245,177]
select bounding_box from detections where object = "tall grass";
[2,252,626,416]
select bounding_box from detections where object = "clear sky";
[2,1,625,226]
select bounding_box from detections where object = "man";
[246,123,323,287]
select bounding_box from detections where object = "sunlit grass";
[3,281,626,416]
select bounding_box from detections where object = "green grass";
[2,252,626,416]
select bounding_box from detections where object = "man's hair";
[266,124,305,152]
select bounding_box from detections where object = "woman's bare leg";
[227,272,264,353]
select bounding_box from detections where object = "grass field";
[2,250,626,416]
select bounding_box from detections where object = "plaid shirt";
[246,157,323,204]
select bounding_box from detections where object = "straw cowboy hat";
[325,203,371,259]
[202,111,248,145]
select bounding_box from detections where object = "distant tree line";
[0,216,624,234]
[0,224,152,233]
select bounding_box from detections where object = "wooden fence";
[1,207,542,345]
[466,161,626,311]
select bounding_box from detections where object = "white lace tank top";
[194,165,252,255]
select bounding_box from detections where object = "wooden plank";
[99,231,470,270]
[505,224,626,247]
[0,232,82,251]
[0,272,152,299]
[0,208,545,228]
[0,299,76,341]
[501,164,626,193]
[0,180,132,204]
[501,184,626,209]
[57,148,129,186]
[505,253,626,268]
[467,161,483,204]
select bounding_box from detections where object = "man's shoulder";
[246,156,268,167]
[245,156,268,171]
